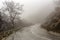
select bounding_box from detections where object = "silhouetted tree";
[0,1,23,40]
[3,1,23,28]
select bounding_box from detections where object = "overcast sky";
[0,0,56,24]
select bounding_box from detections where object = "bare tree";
[3,1,23,28]
[0,1,23,40]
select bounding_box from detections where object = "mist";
[0,0,60,40]
[20,0,56,24]
[0,0,56,24]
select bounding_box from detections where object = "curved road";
[2,24,60,40]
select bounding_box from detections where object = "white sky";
[0,0,56,24]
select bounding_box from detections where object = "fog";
[0,0,56,24]
[21,0,56,24]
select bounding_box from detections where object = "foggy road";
[3,24,60,40]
